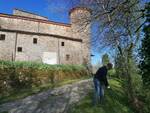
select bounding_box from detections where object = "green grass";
[69,79,135,113]
[0,112,8,113]
[0,60,86,70]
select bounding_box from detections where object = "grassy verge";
[69,79,135,113]
[0,76,89,105]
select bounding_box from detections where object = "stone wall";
[0,30,83,64]
[39,22,72,38]
[15,34,58,62]
[0,7,91,65]
[70,7,91,64]
[0,31,16,61]
[59,39,83,64]
[0,16,72,38]
[0,17,39,32]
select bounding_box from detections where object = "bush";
[142,88,150,113]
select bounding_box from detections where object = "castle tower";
[69,7,92,64]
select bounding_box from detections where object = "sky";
[0,0,148,65]
[0,0,71,23]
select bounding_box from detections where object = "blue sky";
[0,0,70,23]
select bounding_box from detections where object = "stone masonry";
[0,7,91,65]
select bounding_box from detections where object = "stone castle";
[0,7,91,64]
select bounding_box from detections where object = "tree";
[76,0,145,112]
[139,2,150,88]
[114,52,125,78]
[102,53,110,66]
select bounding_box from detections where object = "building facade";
[0,7,91,65]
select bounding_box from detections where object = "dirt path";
[0,79,93,113]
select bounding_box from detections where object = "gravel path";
[0,79,93,113]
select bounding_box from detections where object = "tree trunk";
[117,46,143,113]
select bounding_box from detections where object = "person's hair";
[107,63,113,69]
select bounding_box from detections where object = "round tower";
[69,7,92,65]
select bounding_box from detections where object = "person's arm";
[105,74,111,88]
[103,67,109,87]
[104,75,109,87]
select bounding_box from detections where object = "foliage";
[0,60,89,99]
[107,68,116,78]
[139,2,150,88]
[114,53,125,78]
[142,88,150,113]
[102,53,110,66]
[139,2,150,113]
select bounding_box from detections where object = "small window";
[61,42,64,46]
[0,34,5,40]
[33,38,37,44]
[17,47,22,52]
[66,54,70,61]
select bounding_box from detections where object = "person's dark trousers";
[93,77,104,105]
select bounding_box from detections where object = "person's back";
[94,66,108,87]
